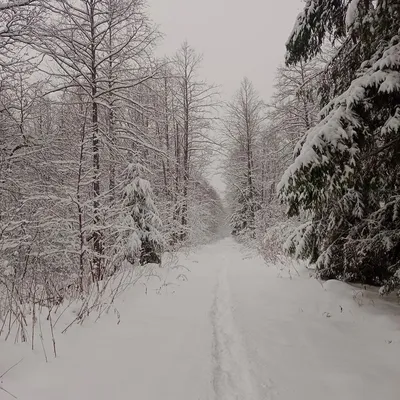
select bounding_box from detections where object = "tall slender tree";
[224,78,265,237]
[171,42,219,241]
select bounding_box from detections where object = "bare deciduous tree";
[171,42,219,240]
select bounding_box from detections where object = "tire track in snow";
[210,260,260,400]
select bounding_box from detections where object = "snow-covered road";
[2,238,400,399]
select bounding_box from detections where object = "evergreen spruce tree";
[118,164,163,266]
[279,0,400,293]
[229,186,259,237]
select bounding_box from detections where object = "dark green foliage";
[280,0,400,293]
[230,187,259,237]
[285,0,346,66]
[118,164,163,266]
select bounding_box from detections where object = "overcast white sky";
[147,0,303,194]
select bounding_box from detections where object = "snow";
[1,238,400,399]
[285,0,316,50]
[211,261,258,399]
[1,261,14,277]
[346,0,361,31]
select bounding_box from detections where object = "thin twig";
[0,385,17,399]
[0,359,23,379]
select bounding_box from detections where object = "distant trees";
[223,78,265,237]
[223,61,321,247]
[170,42,219,241]
[145,42,220,245]
[261,59,321,208]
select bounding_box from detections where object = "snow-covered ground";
[1,238,400,400]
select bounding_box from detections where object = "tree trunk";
[90,0,103,282]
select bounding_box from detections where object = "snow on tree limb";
[285,0,346,65]
[279,38,400,202]
[0,0,36,11]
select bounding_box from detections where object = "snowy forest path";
[2,238,400,400]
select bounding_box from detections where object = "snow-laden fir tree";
[279,0,400,293]
[116,163,163,267]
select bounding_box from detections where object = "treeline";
[0,0,224,334]
[224,0,400,295]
